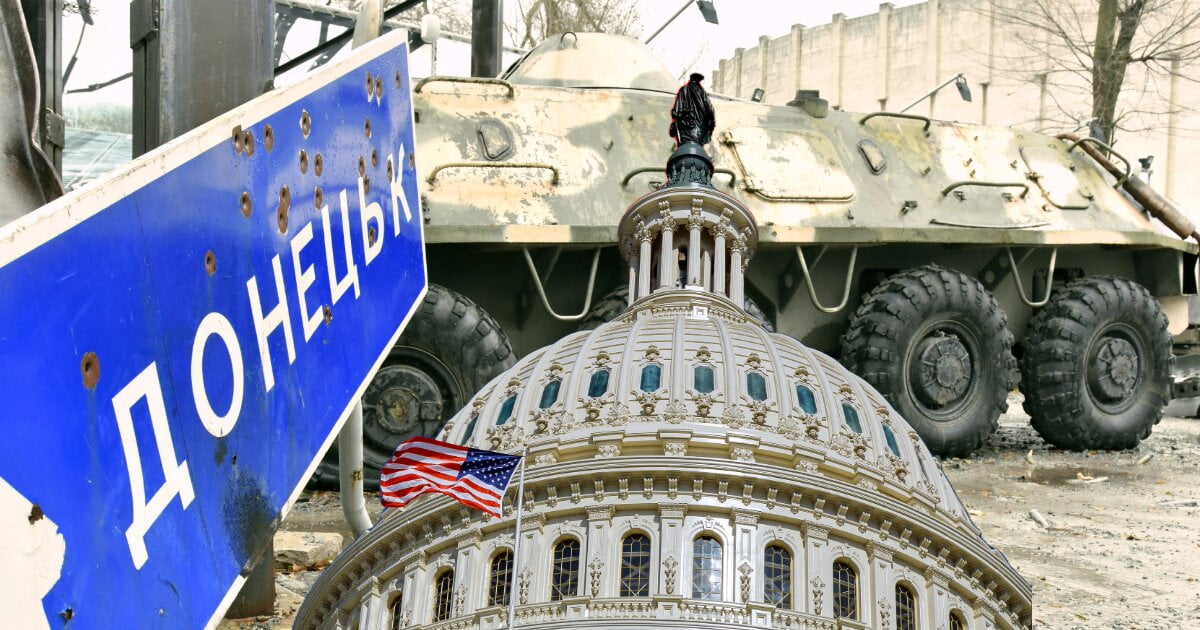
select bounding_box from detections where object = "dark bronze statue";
[669,73,715,147]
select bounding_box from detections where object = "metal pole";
[644,0,695,44]
[337,3,382,540]
[507,449,527,629]
[339,402,373,536]
[898,73,962,113]
[470,0,501,78]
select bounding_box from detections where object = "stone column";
[638,235,652,298]
[586,506,616,598]
[732,509,759,604]
[360,576,385,629]
[455,531,483,614]
[868,543,893,628]
[712,228,727,295]
[729,243,745,306]
[687,208,703,287]
[658,209,676,290]
[519,513,546,605]
[628,255,638,305]
[658,504,688,596]
[803,524,830,617]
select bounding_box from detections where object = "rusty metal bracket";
[1064,137,1131,188]
[413,76,515,98]
[859,111,932,133]
[426,161,559,185]
[795,245,859,314]
[1005,247,1058,308]
[940,180,1029,198]
[621,166,736,189]
[522,247,600,322]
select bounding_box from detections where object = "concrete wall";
[710,0,1200,207]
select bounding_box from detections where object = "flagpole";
[507,448,527,629]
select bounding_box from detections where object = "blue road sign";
[0,34,424,628]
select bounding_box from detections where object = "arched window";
[539,379,561,408]
[694,366,715,394]
[432,569,454,622]
[795,384,817,414]
[841,403,862,433]
[832,560,857,620]
[691,535,723,600]
[620,533,651,596]
[550,539,581,600]
[896,583,917,630]
[640,365,662,392]
[588,370,611,397]
[949,610,968,630]
[746,372,768,401]
[763,544,792,608]
[488,550,513,607]
[496,395,516,425]
[461,414,479,444]
[882,423,902,456]
[388,591,404,630]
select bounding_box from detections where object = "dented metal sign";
[0,33,424,629]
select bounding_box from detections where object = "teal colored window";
[640,365,662,392]
[747,372,768,401]
[796,385,817,414]
[882,423,902,456]
[588,370,610,397]
[496,395,516,425]
[539,380,561,408]
[694,366,715,393]
[841,403,862,433]
[462,414,479,443]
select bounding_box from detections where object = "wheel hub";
[364,364,445,436]
[1089,336,1140,403]
[912,334,973,407]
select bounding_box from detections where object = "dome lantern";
[620,73,758,308]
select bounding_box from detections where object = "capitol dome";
[297,97,1032,630]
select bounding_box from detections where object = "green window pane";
[841,403,862,433]
[640,365,661,392]
[694,366,715,393]
[588,370,610,397]
[747,372,767,401]
[496,395,516,425]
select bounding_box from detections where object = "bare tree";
[989,0,1200,144]
[507,0,641,49]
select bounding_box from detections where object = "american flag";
[380,436,522,517]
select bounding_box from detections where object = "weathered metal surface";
[0,33,423,628]
[0,0,62,223]
[132,0,274,156]
[410,34,1195,255]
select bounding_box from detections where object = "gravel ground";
[944,394,1200,629]
[220,395,1200,629]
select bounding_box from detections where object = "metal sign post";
[0,32,425,629]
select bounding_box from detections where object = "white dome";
[297,130,1031,630]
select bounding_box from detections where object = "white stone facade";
[296,166,1032,630]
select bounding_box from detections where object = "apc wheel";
[311,284,515,488]
[578,284,775,331]
[840,265,1018,457]
[1020,276,1171,450]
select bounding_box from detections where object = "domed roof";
[440,288,976,532]
[297,80,1031,630]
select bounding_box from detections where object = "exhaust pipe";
[1058,132,1200,243]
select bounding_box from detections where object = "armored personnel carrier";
[357,32,1197,480]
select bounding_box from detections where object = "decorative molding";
[663,555,679,593]
[810,576,825,615]
[738,562,753,602]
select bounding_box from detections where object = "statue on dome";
[665,73,717,189]
[669,73,715,147]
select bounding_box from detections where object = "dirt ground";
[220,394,1200,629]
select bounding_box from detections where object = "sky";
[61,0,922,108]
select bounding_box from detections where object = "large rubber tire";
[578,284,775,331]
[311,284,515,488]
[840,265,1018,457]
[1020,276,1172,450]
